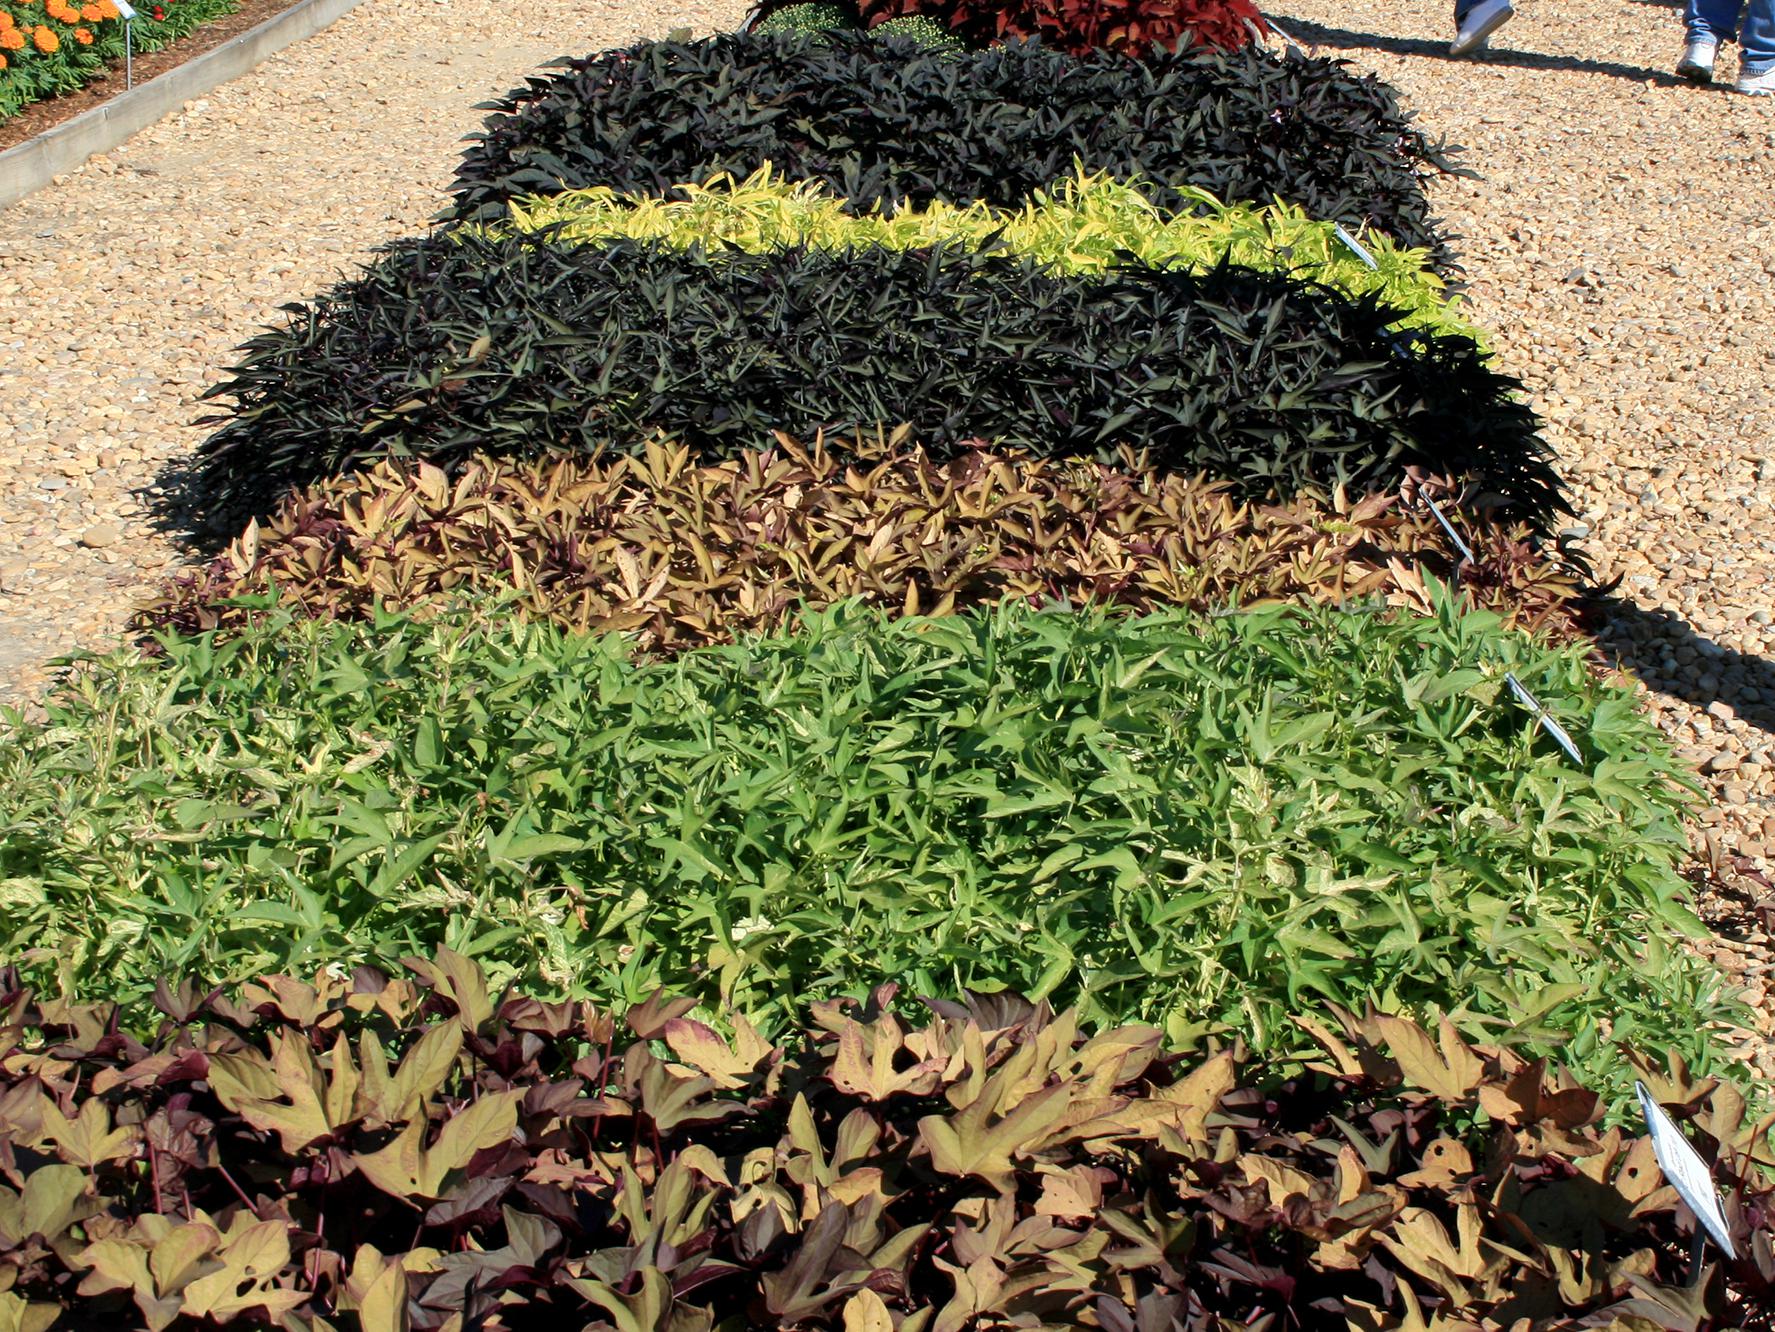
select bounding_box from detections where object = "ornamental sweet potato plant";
[496,168,1484,345]
[0,950,1769,1330]
[0,597,1738,1102]
[190,234,1554,529]
[748,0,1268,56]
[754,3,966,49]
[142,436,1584,650]
[447,32,1464,270]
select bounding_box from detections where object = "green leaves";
[0,599,1731,1100]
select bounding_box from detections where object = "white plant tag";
[113,0,137,16]
[1332,223,1378,271]
[1503,672,1584,766]
[1423,494,1475,564]
[1635,1080,1737,1260]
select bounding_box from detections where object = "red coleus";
[852,0,1267,55]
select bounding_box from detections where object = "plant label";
[1503,673,1584,766]
[1333,224,1378,271]
[113,0,136,16]
[1423,495,1475,564]
[1635,1080,1737,1260]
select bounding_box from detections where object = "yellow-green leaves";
[354,1091,521,1200]
[77,1215,307,1331]
[499,168,1484,346]
[4,593,1727,1103]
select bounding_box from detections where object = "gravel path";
[1,0,1771,1061]
[0,0,745,688]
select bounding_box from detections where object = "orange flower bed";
[0,0,236,123]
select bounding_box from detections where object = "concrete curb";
[0,0,366,210]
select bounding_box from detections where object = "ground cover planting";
[9,0,1772,1323]
[0,949,1769,1331]
[192,234,1553,528]
[496,169,1482,345]
[755,3,965,47]
[0,598,1735,1105]
[748,0,1267,55]
[446,32,1463,270]
[145,438,1582,649]
[0,951,1767,1328]
[0,0,237,121]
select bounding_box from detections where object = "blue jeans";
[1688,0,1775,73]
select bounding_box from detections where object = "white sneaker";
[1739,62,1775,94]
[1678,36,1718,83]
[1451,0,1514,56]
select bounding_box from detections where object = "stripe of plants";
[446,32,1464,270]
[191,235,1562,529]
[496,168,1485,346]
[0,595,1738,1107]
[6,954,1770,1329]
[143,441,1586,651]
[750,0,1269,56]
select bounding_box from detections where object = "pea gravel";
[0,0,1771,1071]
[0,0,746,687]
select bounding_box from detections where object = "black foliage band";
[448,32,1464,270]
[198,234,1560,523]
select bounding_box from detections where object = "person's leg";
[1738,0,1775,86]
[1687,0,1743,43]
[1681,0,1741,81]
[1451,0,1514,56]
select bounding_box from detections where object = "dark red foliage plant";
[852,0,1266,55]
[0,951,1771,1330]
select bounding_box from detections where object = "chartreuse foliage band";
[500,169,1483,346]
[0,593,1736,1105]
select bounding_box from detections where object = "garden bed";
[3,0,1774,1324]
[0,0,302,149]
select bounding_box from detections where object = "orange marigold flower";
[75,24,92,41]
[82,3,104,19]
[0,27,22,47]
[32,23,58,50]
[46,1,73,20]
[0,53,7,70]
[96,0,119,16]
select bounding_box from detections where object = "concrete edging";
[0,0,366,210]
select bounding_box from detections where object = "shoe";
[1738,62,1775,94]
[1678,36,1718,82]
[1451,0,1514,56]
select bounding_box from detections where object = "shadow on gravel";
[1591,599,1775,737]
[1268,14,1685,85]
[143,452,254,561]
